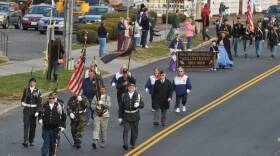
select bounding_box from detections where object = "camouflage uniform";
[67,95,88,148]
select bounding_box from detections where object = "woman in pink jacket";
[184,18,195,50]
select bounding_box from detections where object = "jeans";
[41,129,58,156]
[149,26,154,42]
[86,99,93,120]
[271,46,277,56]
[202,25,210,40]
[141,30,148,47]
[175,94,187,108]
[233,38,241,55]
[186,37,193,49]
[134,37,141,47]
[255,40,263,56]
[243,40,249,53]
[98,37,106,57]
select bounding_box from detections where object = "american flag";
[247,0,254,32]
[67,54,85,96]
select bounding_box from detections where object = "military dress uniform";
[119,86,144,150]
[39,95,66,156]
[67,95,89,149]
[21,78,42,147]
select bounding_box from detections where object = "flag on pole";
[247,0,254,32]
[67,54,85,96]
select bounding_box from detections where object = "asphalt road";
[0,44,280,156]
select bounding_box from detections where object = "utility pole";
[126,0,130,18]
[64,0,74,70]
[165,0,170,39]
[195,0,201,34]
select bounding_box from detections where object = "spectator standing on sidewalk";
[201,4,211,41]
[140,8,150,48]
[172,9,180,35]
[50,37,65,81]
[97,21,107,58]
[133,18,142,47]
[219,2,229,18]
[124,17,132,51]
[117,17,126,52]
[184,17,195,50]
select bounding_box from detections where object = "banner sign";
[177,51,215,70]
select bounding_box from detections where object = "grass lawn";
[0,68,109,99]
[0,59,7,64]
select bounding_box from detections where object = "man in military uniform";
[21,77,42,147]
[118,83,144,150]
[38,93,66,156]
[67,95,88,149]
[232,16,244,57]
[116,69,136,122]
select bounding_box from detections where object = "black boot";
[22,142,28,148]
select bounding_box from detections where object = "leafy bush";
[77,23,99,31]
[162,13,187,24]
[103,12,137,21]
[76,29,98,44]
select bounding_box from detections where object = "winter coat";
[152,79,173,110]
[184,21,195,37]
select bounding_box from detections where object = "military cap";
[128,83,136,87]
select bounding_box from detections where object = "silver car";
[38,8,64,34]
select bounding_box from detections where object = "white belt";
[125,110,138,114]
[22,102,37,108]
[78,109,87,114]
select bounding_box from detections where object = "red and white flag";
[67,55,85,96]
[247,0,254,32]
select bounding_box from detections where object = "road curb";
[0,38,215,116]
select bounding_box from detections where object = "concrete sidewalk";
[0,30,169,77]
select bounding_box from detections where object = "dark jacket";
[267,30,279,47]
[220,24,232,37]
[116,76,136,95]
[152,79,173,110]
[233,23,243,38]
[172,14,180,28]
[82,76,104,100]
[39,102,66,130]
[254,26,265,41]
[210,45,219,59]
[118,21,125,33]
[169,39,184,50]
[141,15,150,30]
[98,26,107,38]
[51,42,64,63]
[217,37,233,61]
[119,92,144,122]
[21,87,42,112]
[242,27,253,40]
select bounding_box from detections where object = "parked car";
[78,6,114,23]
[263,5,280,28]
[22,4,52,30]
[0,2,22,29]
[38,8,64,34]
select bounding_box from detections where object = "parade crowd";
[19,2,280,156]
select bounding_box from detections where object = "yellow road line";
[125,64,280,156]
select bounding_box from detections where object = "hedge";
[103,12,137,21]
[162,13,187,24]
[76,29,98,44]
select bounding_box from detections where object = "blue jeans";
[135,37,141,47]
[41,129,58,156]
[141,30,148,47]
[98,37,106,57]
[271,46,277,56]
[233,38,241,55]
[87,99,93,119]
[243,40,249,53]
[255,40,263,56]
[186,37,192,49]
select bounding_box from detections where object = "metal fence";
[0,31,8,57]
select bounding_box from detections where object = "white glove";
[21,102,26,106]
[34,112,39,117]
[118,118,123,124]
[38,119,43,126]
[112,82,116,87]
[262,40,265,43]
[145,88,149,93]
[187,89,191,94]
[59,127,65,132]
[134,102,140,108]
[98,101,103,105]
[77,96,82,102]
[70,113,75,119]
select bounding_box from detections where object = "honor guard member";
[173,67,192,113]
[111,64,129,87]
[92,86,111,149]
[254,20,266,58]
[38,93,66,156]
[21,77,42,147]
[232,16,244,57]
[118,83,144,150]
[116,69,136,122]
[144,68,160,111]
[67,95,89,149]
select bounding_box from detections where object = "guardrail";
[0,31,8,57]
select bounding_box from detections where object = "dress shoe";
[123,145,128,150]
[92,143,97,149]
[22,142,28,148]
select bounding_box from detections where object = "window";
[268,7,280,14]
[0,4,8,12]
[87,7,109,15]
[29,6,52,15]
